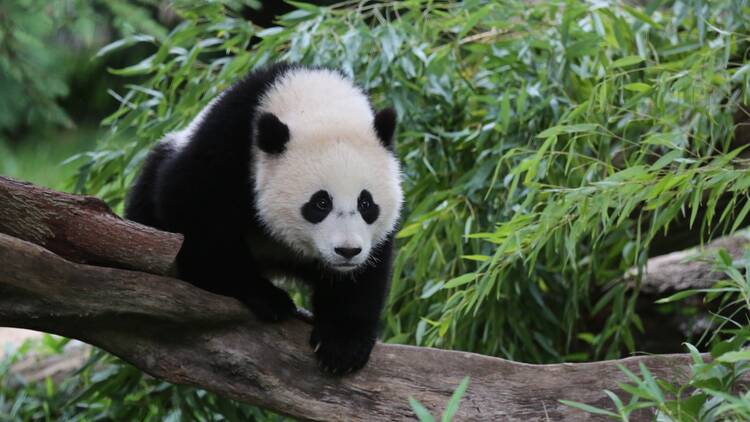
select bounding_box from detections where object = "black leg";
[176,232,296,322]
[310,278,383,375]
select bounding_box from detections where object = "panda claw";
[313,342,321,353]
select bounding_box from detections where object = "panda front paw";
[309,326,376,375]
[244,285,296,322]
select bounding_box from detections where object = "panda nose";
[334,247,362,259]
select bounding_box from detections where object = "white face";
[254,141,403,272]
[251,67,402,272]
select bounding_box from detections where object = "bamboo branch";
[0,175,744,421]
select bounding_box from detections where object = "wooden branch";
[633,233,750,295]
[0,176,181,275]
[0,175,745,421]
[0,234,709,421]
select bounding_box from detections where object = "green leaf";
[108,55,155,76]
[680,393,707,417]
[443,273,477,289]
[650,150,682,170]
[559,400,618,417]
[730,200,750,233]
[397,222,422,239]
[409,397,436,422]
[684,343,704,365]
[461,255,489,262]
[717,350,750,363]
[654,289,704,304]
[256,27,284,38]
[95,35,155,58]
[421,281,446,299]
[610,55,644,68]
[718,249,733,267]
[536,124,598,138]
[623,82,651,92]
[441,377,470,422]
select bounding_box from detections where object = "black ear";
[373,107,397,149]
[256,112,289,154]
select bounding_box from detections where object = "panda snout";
[334,247,362,259]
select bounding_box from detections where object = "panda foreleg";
[309,270,387,375]
[176,231,296,322]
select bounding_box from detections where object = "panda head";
[252,69,403,272]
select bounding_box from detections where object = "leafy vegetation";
[1,0,750,420]
[0,0,165,139]
[563,248,750,420]
[0,340,288,421]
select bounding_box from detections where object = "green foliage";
[0,0,165,137]
[563,246,750,420]
[0,338,289,421]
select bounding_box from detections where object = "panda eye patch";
[302,190,333,224]
[358,190,380,224]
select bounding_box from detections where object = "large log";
[0,175,743,420]
[0,233,706,421]
[635,233,750,295]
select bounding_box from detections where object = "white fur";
[253,68,403,270]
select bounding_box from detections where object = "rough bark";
[0,175,746,421]
[634,233,750,295]
[0,176,181,275]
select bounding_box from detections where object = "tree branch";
[636,233,749,295]
[0,176,181,275]
[0,175,745,421]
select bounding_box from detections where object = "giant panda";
[125,63,403,375]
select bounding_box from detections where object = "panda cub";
[125,63,403,374]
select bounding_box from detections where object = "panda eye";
[359,199,370,209]
[316,198,330,210]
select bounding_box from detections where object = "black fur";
[256,112,289,154]
[357,189,379,224]
[373,107,397,149]
[124,63,397,375]
[301,190,332,224]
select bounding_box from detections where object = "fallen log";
[0,232,709,421]
[0,175,743,420]
[636,233,750,295]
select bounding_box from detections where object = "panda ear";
[373,107,397,149]
[256,112,289,155]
